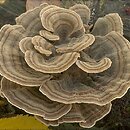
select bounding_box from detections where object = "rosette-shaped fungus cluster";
[0,3,130,128]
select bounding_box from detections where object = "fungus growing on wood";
[0,3,130,128]
[35,103,111,128]
[39,30,60,41]
[40,5,84,39]
[69,4,90,24]
[1,77,72,120]
[25,51,80,73]
[26,0,61,10]
[91,13,123,36]
[40,31,130,105]
[55,34,95,53]
[0,24,52,86]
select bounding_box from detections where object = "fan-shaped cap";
[39,30,59,41]
[1,77,72,120]
[76,53,112,73]
[19,36,54,56]
[16,3,48,36]
[25,51,80,73]
[0,3,130,128]
[0,24,52,86]
[26,0,61,10]
[40,5,83,39]
[35,103,111,128]
[19,35,80,73]
[40,31,130,105]
[91,13,123,36]
[69,4,90,24]
[55,34,95,53]
[19,37,34,53]
[32,35,53,56]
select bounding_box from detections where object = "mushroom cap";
[1,77,72,120]
[76,57,112,73]
[26,0,61,10]
[0,24,51,86]
[35,103,111,128]
[25,51,80,73]
[0,3,130,128]
[40,31,130,105]
[19,37,34,53]
[16,3,48,36]
[55,34,95,53]
[69,4,90,24]
[91,13,123,36]
[32,35,53,56]
[40,5,84,39]
[19,36,54,56]
[39,30,60,41]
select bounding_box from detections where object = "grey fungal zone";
[0,3,130,128]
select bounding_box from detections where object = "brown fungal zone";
[0,3,130,128]
[26,0,61,10]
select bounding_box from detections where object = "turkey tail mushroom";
[69,4,90,25]
[0,3,130,128]
[35,103,111,128]
[1,77,72,120]
[91,13,123,36]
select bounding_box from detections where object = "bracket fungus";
[0,3,130,128]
